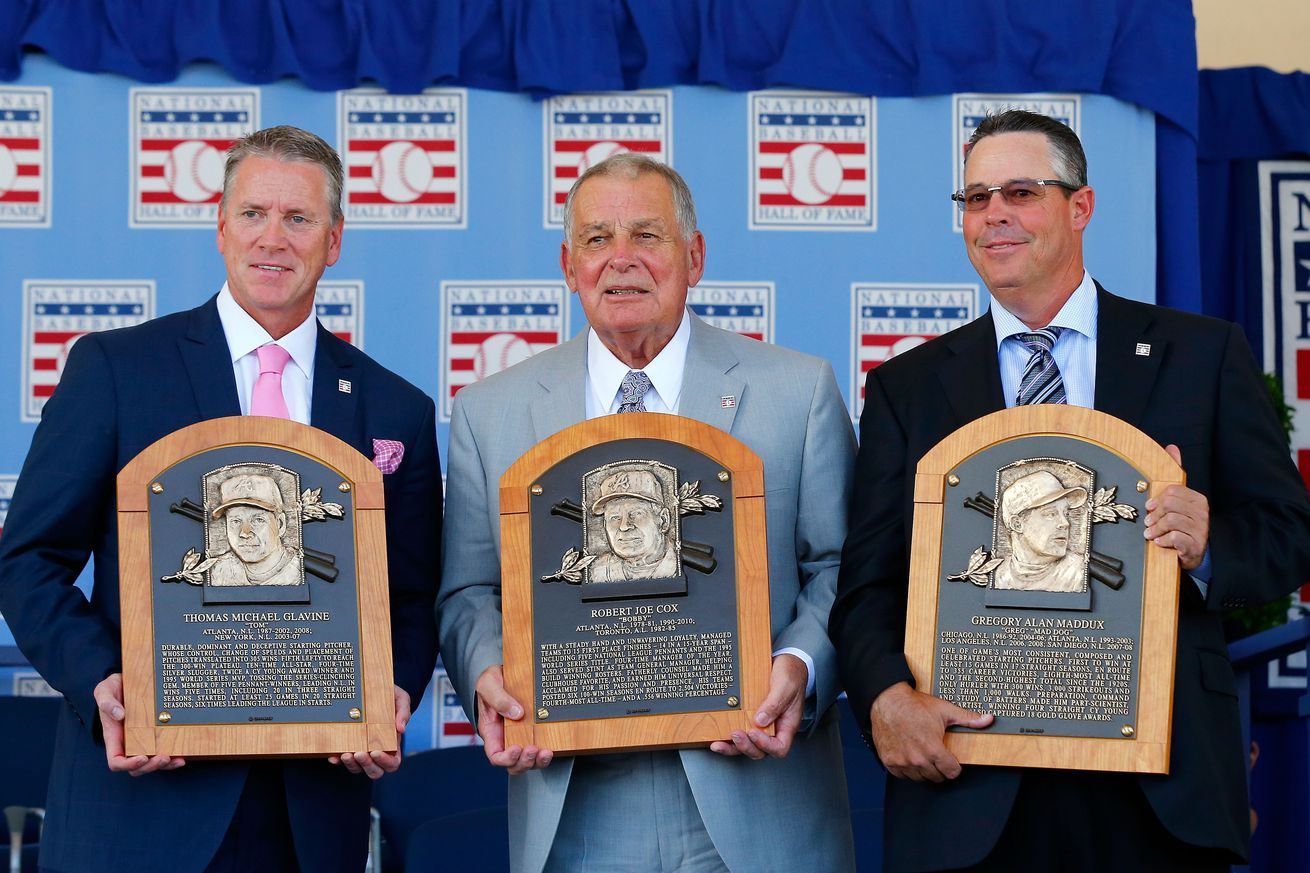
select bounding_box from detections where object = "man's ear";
[658,508,671,532]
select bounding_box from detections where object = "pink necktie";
[251,343,292,419]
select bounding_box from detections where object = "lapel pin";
[1135,343,1151,357]
[339,379,352,394]
[720,395,736,409]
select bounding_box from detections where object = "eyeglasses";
[951,179,1080,213]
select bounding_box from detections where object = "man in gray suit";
[438,153,857,872]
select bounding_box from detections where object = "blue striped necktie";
[618,370,652,413]
[1015,328,1067,406]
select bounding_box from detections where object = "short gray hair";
[221,125,344,223]
[963,110,1087,190]
[563,153,697,244]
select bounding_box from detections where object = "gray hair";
[562,152,697,244]
[964,110,1087,190]
[221,125,344,223]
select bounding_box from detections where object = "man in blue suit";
[439,154,857,872]
[0,126,442,872]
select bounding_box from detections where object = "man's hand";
[1143,444,1210,571]
[475,664,553,775]
[710,653,806,760]
[330,685,410,779]
[94,673,185,776]
[869,682,992,783]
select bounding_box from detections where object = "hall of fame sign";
[850,283,977,418]
[0,86,52,227]
[439,282,569,420]
[749,91,875,231]
[1259,161,1310,495]
[952,94,1080,232]
[687,283,774,342]
[543,91,672,228]
[22,281,155,423]
[339,90,467,228]
[130,88,258,228]
[315,281,364,349]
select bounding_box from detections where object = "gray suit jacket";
[438,313,857,873]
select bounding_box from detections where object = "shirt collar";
[991,270,1098,348]
[216,283,318,375]
[586,308,691,412]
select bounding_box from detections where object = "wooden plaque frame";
[906,406,1182,774]
[117,416,396,758]
[501,413,772,754]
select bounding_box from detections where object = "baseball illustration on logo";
[163,140,225,203]
[371,141,433,204]
[440,282,569,420]
[0,86,52,227]
[750,90,876,230]
[781,143,844,206]
[473,333,534,380]
[131,87,258,227]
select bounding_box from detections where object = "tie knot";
[256,343,292,376]
[618,370,652,413]
[1015,327,1063,355]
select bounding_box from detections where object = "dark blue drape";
[1,0,1201,310]
[1198,67,1310,356]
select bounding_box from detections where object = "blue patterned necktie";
[1015,328,1067,406]
[618,370,652,413]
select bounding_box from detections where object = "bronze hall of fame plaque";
[501,414,773,755]
[905,406,1183,774]
[117,417,397,758]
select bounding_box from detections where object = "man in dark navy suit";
[831,111,1310,871]
[0,126,441,872]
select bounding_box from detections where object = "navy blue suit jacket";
[0,296,441,873]
[831,288,1310,871]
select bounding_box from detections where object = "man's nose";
[239,521,254,537]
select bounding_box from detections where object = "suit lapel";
[936,311,1006,425]
[310,326,362,447]
[1093,286,1163,423]
[178,296,242,421]
[679,315,743,432]
[530,332,588,441]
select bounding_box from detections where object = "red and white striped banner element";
[0,86,51,226]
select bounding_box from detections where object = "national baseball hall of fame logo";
[0,86,51,227]
[749,91,875,231]
[439,282,569,420]
[339,90,467,228]
[687,283,775,343]
[851,283,977,418]
[130,88,258,227]
[22,281,155,422]
[952,93,1080,232]
[1259,161,1310,488]
[543,91,672,228]
[315,282,364,349]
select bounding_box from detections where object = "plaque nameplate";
[906,406,1182,774]
[117,417,397,758]
[501,414,772,755]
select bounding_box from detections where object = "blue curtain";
[1198,67,1310,355]
[2,0,1201,309]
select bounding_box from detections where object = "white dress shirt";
[582,306,816,696]
[216,284,317,425]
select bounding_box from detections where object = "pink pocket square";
[372,439,404,474]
